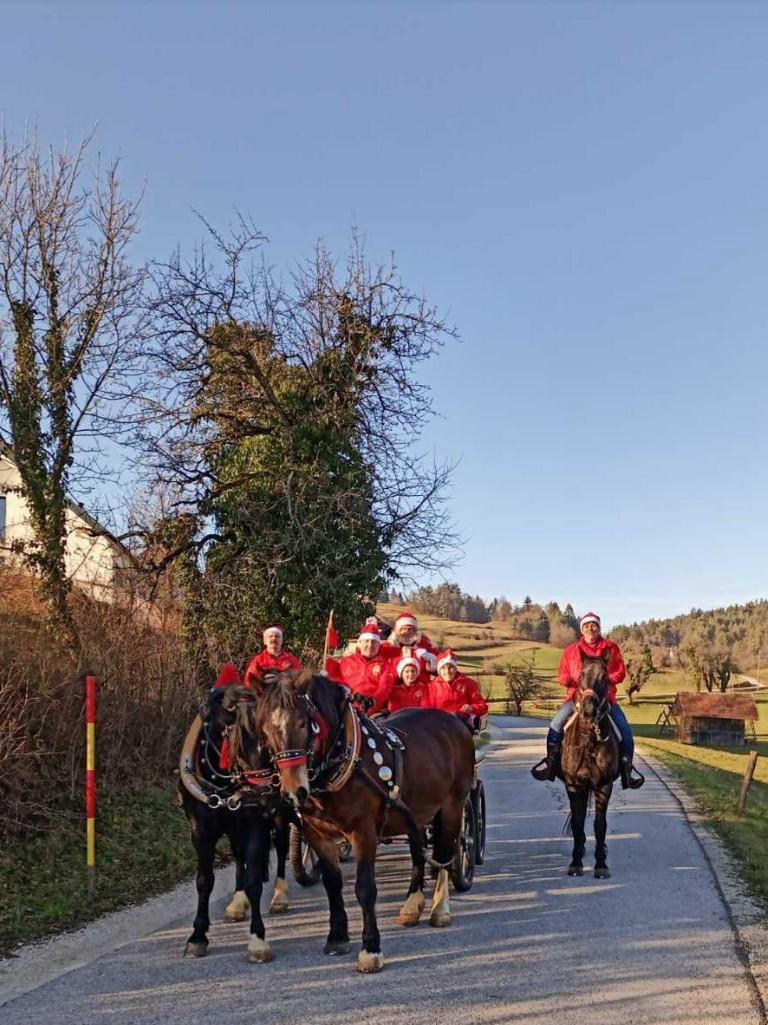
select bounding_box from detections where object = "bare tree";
[0,132,147,639]
[497,653,544,715]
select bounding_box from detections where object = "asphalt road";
[2,718,763,1025]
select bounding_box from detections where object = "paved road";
[2,719,763,1025]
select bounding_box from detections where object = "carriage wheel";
[289,823,322,886]
[337,840,353,862]
[449,797,476,892]
[473,781,487,865]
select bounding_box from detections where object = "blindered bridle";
[271,691,362,794]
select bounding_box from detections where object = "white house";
[0,442,133,601]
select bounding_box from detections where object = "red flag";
[325,625,340,650]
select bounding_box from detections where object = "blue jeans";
[548,701,633,760]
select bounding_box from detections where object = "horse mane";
[254,670,344,736]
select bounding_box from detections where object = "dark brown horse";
[560,655,620,879]
[236,669,475,973]
[178,685,292,962]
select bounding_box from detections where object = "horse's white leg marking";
[268,874,289,913]
[357,950,385,973]
[429,868,451,928]
[247,933,274,963]
[224,889,250,921]
[397,890,425,926]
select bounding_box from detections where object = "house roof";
[671,691,758,721]
[0,438,132,558]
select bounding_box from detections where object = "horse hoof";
[183,941,208,958]
[268,899,289,915]
[398,893,425,927]
[223,908,248,922]
[324,939,351,955]
[429,912,452,928]
[357,950,385,973]
[567,864,584,877]
[397,914,421,927]
[247,938,273,963]
[594,866,611,879]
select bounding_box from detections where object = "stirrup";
[531,757,557,782]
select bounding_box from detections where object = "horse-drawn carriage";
[179,672,489,970]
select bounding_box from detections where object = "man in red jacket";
[531,612,643,789]
[325,622,394,714]
[435,650,489,729]
[244,625,303,688]
[380,611,439,673]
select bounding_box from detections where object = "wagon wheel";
[473,780,487,865]
[289,823,321,886]
[449,796,476,892]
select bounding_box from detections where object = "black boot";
[531,733,561,782]
[620,756,645,790]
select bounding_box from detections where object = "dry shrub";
[0,568,206,838]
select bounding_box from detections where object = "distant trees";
[408,582,489,623]
[624,644,657,703]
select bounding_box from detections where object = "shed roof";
[672,691,758,721]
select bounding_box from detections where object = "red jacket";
[244,649,303,688]
[558,638,625,705]
[442,673,489,717]
[325,651,395,714]
[379,632,438,662]
[388,675,453,713]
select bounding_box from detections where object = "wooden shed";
[671,692,758,747]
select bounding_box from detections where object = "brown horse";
[560,655,620,879]
[236,669,475,973]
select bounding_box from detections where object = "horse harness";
[565,688,622,745]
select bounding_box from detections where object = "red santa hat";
[436,650,457,671]
[579,612,601,629]
[215,662,241,688]
[397,655,420,679]
[358,623,381,644]
[393,612,418,633]
[263,625,284,640]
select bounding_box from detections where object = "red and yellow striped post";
[85,674,96,898]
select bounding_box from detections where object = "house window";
[0,494,5,541]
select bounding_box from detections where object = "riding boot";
[620,756,645,790]
[531,730,561,781]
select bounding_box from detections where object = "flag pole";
[322,609,335,666]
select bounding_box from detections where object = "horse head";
[255,669,343,807]
[576,653,610,724]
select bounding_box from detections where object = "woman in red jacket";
[388,654,454,713]
[244,625,303,688]
[530,612,643,789]
[435,650,488,730]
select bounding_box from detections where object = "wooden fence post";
[736,750,759,815]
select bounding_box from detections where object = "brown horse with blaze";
[238,668,475,973]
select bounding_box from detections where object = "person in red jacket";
[531,612,644,789]
[385,656,447,713]
[325,622,394,714]
[379,611,439,673]
[244,625,303,689]
[435,650,489,730]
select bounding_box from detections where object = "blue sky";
[2,2,767,627]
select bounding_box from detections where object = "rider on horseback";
[531,612,644,789]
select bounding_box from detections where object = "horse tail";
[562,812,573,836]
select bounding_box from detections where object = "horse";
[178,684,292,963]
[235,668,476,974]
[560,654,620,879]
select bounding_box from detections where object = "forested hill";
[611,600,768,667]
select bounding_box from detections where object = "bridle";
[271,692,350,790]
[574,685,611,743]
